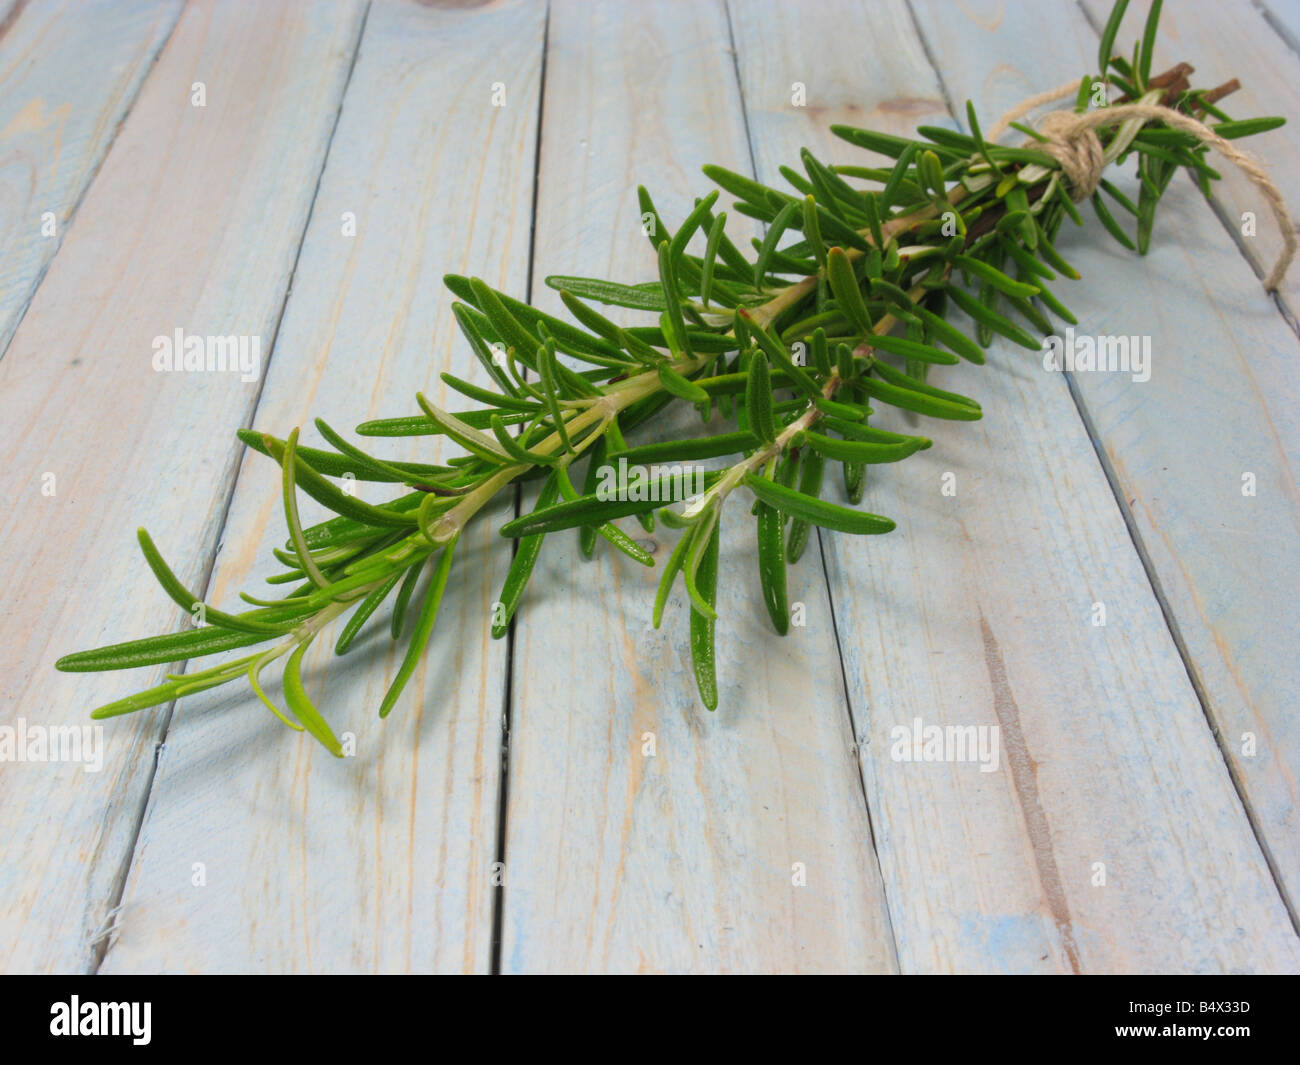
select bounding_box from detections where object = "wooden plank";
[733,0,1300,971]
[498,0,898,974]
[97,0,546,974]
[0,0,183,357]
[915,0,1300,944]
[1078,0,1300,313]
[0,0,368,974]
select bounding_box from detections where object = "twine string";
[988,79,1295,291]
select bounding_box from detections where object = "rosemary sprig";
[57,1,1287,750]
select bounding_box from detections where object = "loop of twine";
[988,79,1295,292]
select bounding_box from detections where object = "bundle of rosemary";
[57,0,1289,754]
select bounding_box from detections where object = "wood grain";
[0,0,182,357]
[497,0,898,974]
[0,0,368,974]
[98,0,547,974]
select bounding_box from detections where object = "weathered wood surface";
[0,0,1296,974]
[0,0,182,355]
[98,0,546,974]
[0,0,368,974]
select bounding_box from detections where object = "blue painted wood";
[0,0,182,359]
[98,0,547,975]
[2,0,1295,975]
[0,0,369,974]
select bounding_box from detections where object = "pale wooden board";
[1079,0,1300,313]
[98,0,547,974]
[0,0,368,974]
[728,0,1300,971]
[498,0,898,974]
[0,0,183,358]
[913,0,1300,943]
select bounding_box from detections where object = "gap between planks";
[87,0,375,973]
[0,0,186,365]
[490,0,553,978]
[725,0,903,965]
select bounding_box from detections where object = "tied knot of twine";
[1035,110,1105,202]
[988,79,1295,292]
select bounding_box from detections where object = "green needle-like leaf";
[390,561,424,640]
[746,352,776,445]
[653,525,695,630]
[827,247,874,335]
[787,449,824,564]
[490,414,560,466]
[378,538,458,719]
[801,195,827,271]
[1139,0,1162,86]
[658,363,709,403]
[953,254,1041,299]
[701,212,727,306]
[58,626,271,674]
[688,519,721,711]
[248,651,304,731]
[753,200,800,289]
[865,333,960,366]
[804,430,931,464]
[283,428,330,590]
[260,434,419,528]
[283,638,344,757]
[546,275,668,312]
[756,502,789,635]
[336,571,403,654]
[947,286,1041,350]
[492,473,562,638]
[136,528,286,635]
[745,474,895,534]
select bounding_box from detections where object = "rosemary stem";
[750,185,969,329]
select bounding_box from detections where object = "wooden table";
[1,0,1297,974]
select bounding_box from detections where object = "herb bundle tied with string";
[58,0,1294,754]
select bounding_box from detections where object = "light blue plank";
[0,0,183,359]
